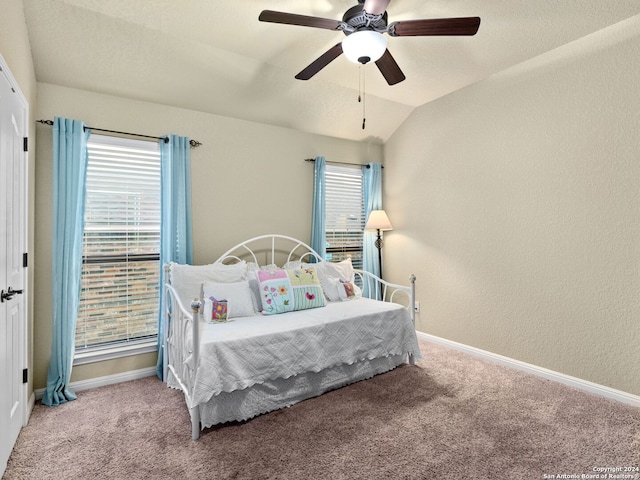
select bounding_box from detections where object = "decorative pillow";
[257,268,294,315]
[204,296,229,322]
[315,259,356,301]
[333,278,362,301]
[169,261,247,310]
[202,280,255,319]
[257,267,325,315]
[319,258,355,281]
[286,266,326,310]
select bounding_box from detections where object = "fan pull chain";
[358,66,366,130]
[358,65,362,103]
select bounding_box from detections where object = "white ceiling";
[23,0,640,143]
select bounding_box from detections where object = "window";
[75,134,161,358]
[324,164,365,269]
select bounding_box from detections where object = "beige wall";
[33,83,383,389]
[383,18,640,396]
[0,0,37,397]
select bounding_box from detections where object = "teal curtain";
[156,135,193,380]
[310,156,326,261]
[42,117,89,406]
[362,162,382,297]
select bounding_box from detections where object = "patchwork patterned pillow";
[257,267,326,315]
[286,266,326,311]
[257,268,294,315]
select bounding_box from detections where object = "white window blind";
[76,134,161,351]
[324,164,364,269]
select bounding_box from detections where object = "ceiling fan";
[259,0,480,86]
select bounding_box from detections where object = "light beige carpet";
[5,339,639,479]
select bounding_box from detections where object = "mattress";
[182,298,422,407]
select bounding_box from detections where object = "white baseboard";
[416,332,640,408]
[34,367,157,401]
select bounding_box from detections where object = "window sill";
[74,340,157,366]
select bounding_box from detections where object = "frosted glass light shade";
[342,31,387,64]
[365,210,393,231]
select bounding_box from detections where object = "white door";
[0,57,28,478]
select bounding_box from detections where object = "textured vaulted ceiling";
[22,0,640,143]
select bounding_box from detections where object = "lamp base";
[376,229,383,284]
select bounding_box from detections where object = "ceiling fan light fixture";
[342,30,387,64]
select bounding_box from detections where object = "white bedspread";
[189,298,422,406]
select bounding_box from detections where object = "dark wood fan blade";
[259,10,342,30]
[390,17,481,37]
[375,49,405,85]
[295,43,344,80]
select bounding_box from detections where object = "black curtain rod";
[304,158,383,169]
[36,119,202,148]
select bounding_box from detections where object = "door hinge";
[23,137,28,152]
[22,368,28,384]
[23,252,28,268]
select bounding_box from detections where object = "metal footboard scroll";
[163,278,202,440]
[355,270,417,365]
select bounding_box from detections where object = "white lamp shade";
[342,30,387,64]
[365,210,393,231]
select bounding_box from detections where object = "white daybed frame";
[161,234,417,440]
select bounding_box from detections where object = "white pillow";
[202,280,256,320]
[169,261,247,310]
[246,262,263,312]
[283,260,302,269]
[317,258,355,281]
[315,259,356,301]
